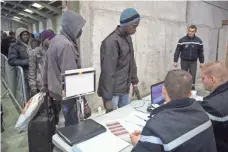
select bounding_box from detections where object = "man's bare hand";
[130,130,141,146]
[173,62,178,67]
[105,100,113,113]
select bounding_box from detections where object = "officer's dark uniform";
[134,98,216,152]
[201,81,228,152]
[174,35,204,89]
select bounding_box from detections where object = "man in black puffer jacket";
[200,61,228,152]
[1,31,16,57]
[173,25,204,90]
[8,28,36,99]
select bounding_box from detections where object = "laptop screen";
[151,82,165,105]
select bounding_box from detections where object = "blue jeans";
[62,99,78,126]
[112,94,130,109]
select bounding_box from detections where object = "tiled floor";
[1,79,209,152]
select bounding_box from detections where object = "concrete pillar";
[42,21,47,30]
[62,0,79,12]
[9,21,13,31]
[35,23,39,33]
[28,24,33,33]
[51,18,57,33]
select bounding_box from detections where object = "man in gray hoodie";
[43,10,86,126]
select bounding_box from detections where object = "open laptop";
[151,81,165,105]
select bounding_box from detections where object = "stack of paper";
[72,131,130,152]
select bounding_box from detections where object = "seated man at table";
[130,69,216,152]
[200,61,228,152]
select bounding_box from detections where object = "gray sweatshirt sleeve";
[57,44,78,73]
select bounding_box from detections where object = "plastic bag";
[15,92,45,132]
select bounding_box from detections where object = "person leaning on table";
[130,69,216,152]
[97,8,141,113]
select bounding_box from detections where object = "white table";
[52,95,203,152]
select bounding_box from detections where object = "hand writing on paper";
[130,130,141,146]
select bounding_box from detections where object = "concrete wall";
[218,26,228,63]
[1,18,28,32]
[55,15,62,34]
[47,19,53,30]
[79,1,228,110]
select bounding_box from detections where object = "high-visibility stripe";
[178,42,203,45]
[140,120,211,151]
[207,113,228,122]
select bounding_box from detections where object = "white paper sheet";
[124,113,149,128]
[72,131,130,152]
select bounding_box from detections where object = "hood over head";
[15,27,30,42]
[61,10,86,42]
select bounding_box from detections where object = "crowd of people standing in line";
[1,8,227,152]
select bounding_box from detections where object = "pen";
[134,115,148,121]
[124,120,144,127]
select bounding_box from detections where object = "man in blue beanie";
[98,8,141,113]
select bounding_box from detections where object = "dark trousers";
[50,92,79,127]
[181,60,197,88]
[61,99,78,126]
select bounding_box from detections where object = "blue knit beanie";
[120,8,140,27]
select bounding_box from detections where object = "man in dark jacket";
[43,10,86,126]
[1,31,16,57]
[8,28,36,99]
[200,61,228,152]
[173,25,204,90]
[98,8,141,112]
[130,70,216,152]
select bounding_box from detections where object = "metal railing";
[1,54,29,112]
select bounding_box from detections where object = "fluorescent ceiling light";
[32,3,42,9]
[13,16,21,20]
[19,13,25,16]
[24,9,33,14]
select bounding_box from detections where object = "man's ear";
[162,87,167,98]
[211,76,216,82]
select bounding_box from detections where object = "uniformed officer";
[130,69,216,152]
[200,61,228,152]
[173,25,204,90]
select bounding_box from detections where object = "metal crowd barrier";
[1,54,29,112]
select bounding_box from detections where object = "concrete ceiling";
[204,1,228,11]
[1,0,62,25]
